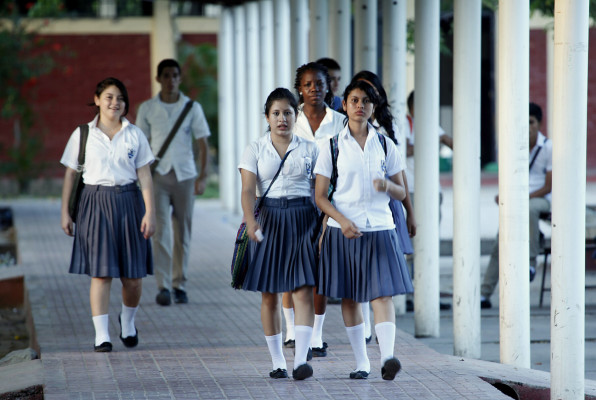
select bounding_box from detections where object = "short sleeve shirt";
[238,133,319,199]
[529,132,553,202]
[404,115,445,192]
[60,115,154,186]
[314,124,403,231]
[136,92,211,181]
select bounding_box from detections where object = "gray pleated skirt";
[69,183,153,278]
[242,197,317,293]
[318,226,413,302]
[389,199,414,254]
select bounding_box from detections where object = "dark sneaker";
[530,266,536,282]
[269,368,288,379]
[156,289,171,306]
[284,339,295,348]
[94,342,112,352]
[480,298,492,309]
[173,288,188,304]
[292,363,313,380]
[381,357,402,380]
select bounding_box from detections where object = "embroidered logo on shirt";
[128,147,136,159]
[381,159,387,177]
[305,157,312,177]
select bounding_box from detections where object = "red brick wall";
[530,29,548,136]
[0,33,217,179]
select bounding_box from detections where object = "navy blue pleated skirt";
[69,183,153,278]
[242,197,317,293]
[389,199,414,255]
[318,227,413,302]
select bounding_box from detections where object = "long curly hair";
[293,62,335,106]
[351,70,396,143]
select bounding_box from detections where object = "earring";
[299,92,302,96]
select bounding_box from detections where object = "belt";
[261,197,311,209]
[84,183,139,193]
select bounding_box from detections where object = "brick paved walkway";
[7,198,580,399]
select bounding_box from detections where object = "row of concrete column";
[215,1,589,398]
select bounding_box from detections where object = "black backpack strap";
[529,138,547,171]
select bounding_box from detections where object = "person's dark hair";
[293,62,335,106]
[407,91,414,114]
[529,102,542,122]
[342,80,381,127]
[351,70,396,143]
[316,57,341,71]
[264,88,298,131]
[91,77,130,116]
[157,58,181,77]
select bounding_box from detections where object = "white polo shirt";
[404,115,445,192]
[314,124,404,231]
[136,92,211,181]
[60,115,154,186]
[529,132,553,202]
[294,105,346,145]
[238,133,318,199]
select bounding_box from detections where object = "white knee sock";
[120,304,138,338]
[265,333,287,371]
[345,323,370,373]
[282,307,295,341]
[361,302,371,339]
[293,325,313,369]
[310,313,326,348]
[92,314,110,346]
[375,321,396,365]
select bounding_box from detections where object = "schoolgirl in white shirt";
[281,62,345,358]
[314,80,413,381]
[238,88,318,380]
[60,77,156,353]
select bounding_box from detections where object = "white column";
[382,0,407,153]
[353,0,377,73]
[383,0,407,315]
[233,6,248,215]
[218,8,236,211]
[328,0,351,91]
[151,0,176,96]
[497,0,530,368]
[551,1,589,398]
[309,0,328,61]
[291,0,309,72]
[274,0,292,89]
[260,0,275,133]
[413,0,440,338]
[452,0,481,359]
[246,2,261,144]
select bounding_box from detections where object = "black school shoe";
[381,357,402,380]
[269,368,288,379]
[283,339,295,348]
[312,341,328,357]
[292,363,313,380]
[349,370,369,379]
[173,288,188,304]
[118,315,138,348]
[94,342,112,352]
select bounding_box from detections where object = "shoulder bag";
[151,100,194,174]
[230,149,293,289]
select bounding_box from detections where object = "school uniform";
[60,115,154,278]
[238,133,319,293]
[314,124,414,302]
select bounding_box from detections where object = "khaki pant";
[480,197,551,299]
[152,170,195,292]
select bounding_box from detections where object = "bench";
[538,210,596,307]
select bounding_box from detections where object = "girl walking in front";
[60,77,155,352]
[238,88,318,380]
[314,80,413,380]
